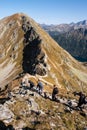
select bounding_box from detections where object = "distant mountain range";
[41,20,87,33]
[41,20,87,62]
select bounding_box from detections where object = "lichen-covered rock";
[0,104,14,123]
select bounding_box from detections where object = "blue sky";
[0,0,87,24]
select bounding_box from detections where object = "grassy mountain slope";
[0,13,87,93]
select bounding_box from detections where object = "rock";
[64,107,72,113]
[84,128,87,130]
[29,93,34,96]
[0,121,15,130]
[29,98,39,111]
[31,120,41,125]
[22,127,35,130]
[58,97,67,104]
[0,104,14,123]
[6,125,15,130]
[0,97,10,104]
[0,121,7,130]
[14,120,26,130]
[80,111,87,117]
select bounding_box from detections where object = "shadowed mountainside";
[41,21,87,62]
[49,28,87,62]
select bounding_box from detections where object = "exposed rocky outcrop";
[21,16,47,75]
[0,77,87,130]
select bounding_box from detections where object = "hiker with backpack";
[52,85,59,101]
[37,80,44,94]
[73,91,87,109]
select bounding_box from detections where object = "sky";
[0,0,87,24]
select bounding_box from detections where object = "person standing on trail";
[73,91,87,109]
[37,80,44,94]
[52,85,59,101]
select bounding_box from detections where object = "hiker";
[37,80,44,94]
[73,91,87,108]
[29,80,35,90]
[52,85,59,101]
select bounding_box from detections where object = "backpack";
[38,82,43,89]
[53,87,58,94]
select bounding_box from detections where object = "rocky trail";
[0,74,87,130]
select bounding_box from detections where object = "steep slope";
[49,28,87,62]
[41,21,87,62]
[0,13,87,93]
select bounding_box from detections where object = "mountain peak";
[76,20,87,25]
[0,14,87,130]
[0,13,87,93]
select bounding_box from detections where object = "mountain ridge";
[0,13,87,130]
[41,19,87,62]
[41,19,87,34]
[0,13,87,92]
